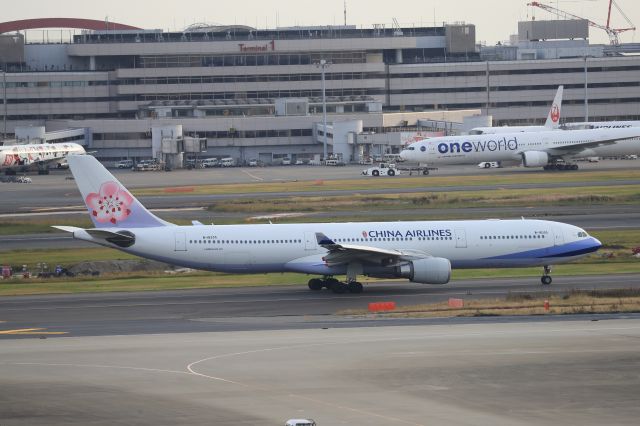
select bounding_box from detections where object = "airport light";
[315,59,331,160]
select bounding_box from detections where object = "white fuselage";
[400,127,640,165]
[0,142,85,171]
[74,219,600,277]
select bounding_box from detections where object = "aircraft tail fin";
[544,85,564,129]
[67,155,172,228]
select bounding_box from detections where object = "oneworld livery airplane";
[400,126,640,171]
[54,155,602,293]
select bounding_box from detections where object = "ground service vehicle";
[477,161,501,169]
[134,160,161,171]
[362,162,399,176]
[285,419,316,426]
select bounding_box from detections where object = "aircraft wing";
[547,134,638,156]
[315,232,430,267]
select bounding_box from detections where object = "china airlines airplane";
[400,126,640,171]
[469,85,564,135]
[53,155,601,293]
[0,142,86,174]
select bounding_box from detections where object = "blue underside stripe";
[485,238,601,260]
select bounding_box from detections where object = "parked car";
[248,159,259,167]
[294,159,305,165]
[116,159,134,169]
[281,158,291,165]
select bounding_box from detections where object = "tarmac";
[2,318,639,425]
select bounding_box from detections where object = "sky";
[3,0,639,45]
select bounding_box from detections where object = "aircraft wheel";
[323,277,340,289]
[422,169,429,176]
[387,169,395,176]
[331,283,348,294]
[372,170,380,177]
[484,162,491,168]
[541,275,552,285]
[571,164,579,170]
[308,278,323,291]
[348,282,364,293]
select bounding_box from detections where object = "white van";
[201,158,219,168]
[220,157,235,167]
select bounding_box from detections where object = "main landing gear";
[541,265,552,285]
[543,163,578,171]
[308,277,364,294]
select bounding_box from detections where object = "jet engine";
[396,257,451,284]
[521,151,549,167]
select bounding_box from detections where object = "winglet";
[315,232,336,246]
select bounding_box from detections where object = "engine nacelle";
[521,151,549,167]
[397,257,451,284]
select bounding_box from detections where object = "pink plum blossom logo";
[85,181,134,225]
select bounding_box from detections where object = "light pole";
[316,59,331,160]
[584,56,589,122]
[2,65,6,142]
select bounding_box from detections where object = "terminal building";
[0,17,639,165]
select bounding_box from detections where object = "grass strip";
[133,169,640,197]
[339,288,640,318]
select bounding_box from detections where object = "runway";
[1,318,639,425]
[2,274,639,337]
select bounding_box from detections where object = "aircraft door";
[175,231,187,251]
[454,229,467,248]
[554,226,564,246]
[304,232,317,251]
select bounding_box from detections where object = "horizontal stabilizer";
[51,226,135,248]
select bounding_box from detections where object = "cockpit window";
[406,146,415,150]
[578,231,588,238]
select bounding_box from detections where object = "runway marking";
[242,170,264,181]
[187,343,426,425]
[0,328,67,335]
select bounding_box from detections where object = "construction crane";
[527,1,635,45]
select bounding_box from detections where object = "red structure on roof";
[0,18,141,34]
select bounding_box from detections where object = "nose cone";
[400,147,414,162]
[591,237,602,251]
